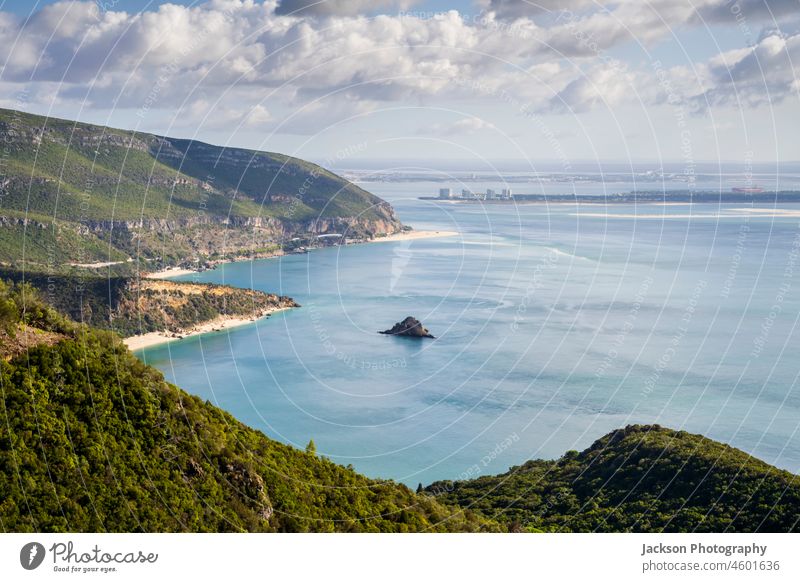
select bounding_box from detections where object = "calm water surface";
[139,184,800,485]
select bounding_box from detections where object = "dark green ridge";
[2,280,798,532]
[426,424,800,532]
[0,280,494,532]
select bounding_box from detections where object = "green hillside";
[0,210,130,267]
[2,279,798,533]
[426,424,800,532]
[0,268,297,338]
[0,281,493,532]
[0,108,400,270]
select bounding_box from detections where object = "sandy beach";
[572,210,800,219]
[131,229,458,349]
[571,212,720,219]
[731,208,800,217]
[144,267,200,279]
[366,229,459,243]
[123,308,290,351]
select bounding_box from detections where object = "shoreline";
[144,229,459,280]
[144,267,199,279]
[571,209,800,219]
[366,229,458,243]
[123,307,291,351]
[133,229,457,351]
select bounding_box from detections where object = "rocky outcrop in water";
[379,316,435,338]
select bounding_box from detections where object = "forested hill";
[0,107,400,269]
[0,268,297,338]
[0,281,493,532]
[426,424,800,532]
[2,281,798,533]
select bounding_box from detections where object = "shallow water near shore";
[139,183,800,485]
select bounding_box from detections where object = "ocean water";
[138,183,800,485]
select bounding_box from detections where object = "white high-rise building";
[501,188,513,199]
[439,188,453,199]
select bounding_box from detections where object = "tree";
[0,297,19,334]
[305,439,316,456]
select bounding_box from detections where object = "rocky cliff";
[0,269,298,338]
[0,107,402,270]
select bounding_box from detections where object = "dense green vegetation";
[426,424,800,532]
[2,276,798,533]
[0,282,493,532]
[0,279,80,360]
[0,107,399,269]
[0,269,125,331]
[0,269,297,338]
[0,107,392,222]
[0,210,130,267]
[111,282,297,338]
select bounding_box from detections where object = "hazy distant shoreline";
[419,190,800,205]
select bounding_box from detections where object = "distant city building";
[431,187,513,202]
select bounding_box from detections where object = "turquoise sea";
[138,182,800,486]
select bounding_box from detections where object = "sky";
[0,0,798,168]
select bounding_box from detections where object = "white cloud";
[690,31,800,109]
[485,0,800,53]
[486,0,799,25]
[548,63,637,113]
[480,0,596,21]
[246,103,273,126]
[694,0,800,24]
[0,3,553,113]
[177,99,274,130]
[0,0,795,138]
[422,117,497,136]
[275,0,417,17]
[272,98,377,135]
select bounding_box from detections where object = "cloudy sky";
[0,0,797,167]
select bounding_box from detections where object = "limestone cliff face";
[0,107,404,269]
[77,213,400,264]
[79,212,399,236]
[109,278,299,337]
[2,205,400,270]
[300,214,400,236]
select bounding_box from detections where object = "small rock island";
[379,316,435,338]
